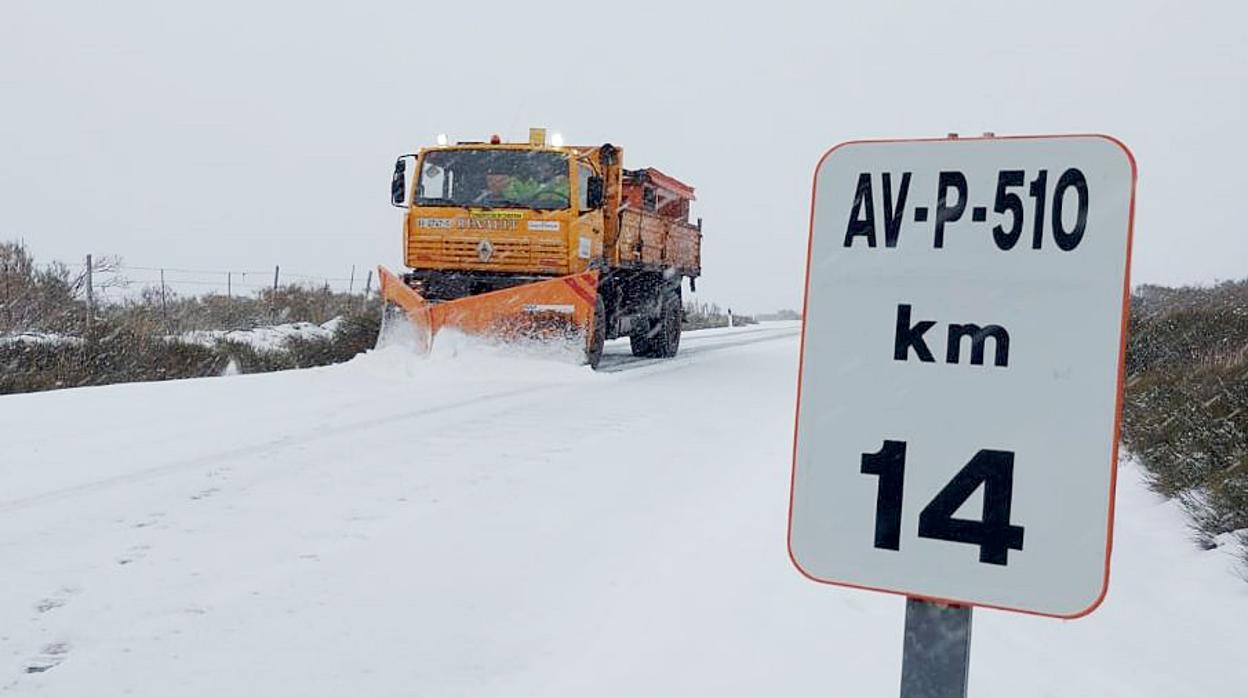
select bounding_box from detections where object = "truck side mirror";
[586,175,604,209]
[390,157,408,207]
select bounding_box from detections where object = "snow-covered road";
[2,322,1245,696]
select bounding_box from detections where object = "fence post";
[85,254,95,335]
[2,256,9,328]
[362,269,373,309]
[160,268,169,331]
[270,265,280,323]
[349,265,356,295]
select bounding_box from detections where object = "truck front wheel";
[655,282,682,358]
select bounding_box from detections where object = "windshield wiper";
[416,197,457,206]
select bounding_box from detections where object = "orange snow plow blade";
[377,266,600,355]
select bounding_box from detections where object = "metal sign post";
[900,599,971,698]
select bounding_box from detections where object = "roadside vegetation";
[1121,280,1248,562]
[0,243,748,393]
[682,298,757,329]
[0,242,381,394]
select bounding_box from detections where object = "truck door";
[572,160,604,270]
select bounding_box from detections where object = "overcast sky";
[3,1,1245,312]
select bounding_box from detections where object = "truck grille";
[408,237,567,271]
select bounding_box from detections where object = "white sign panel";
[788,135,1135,618]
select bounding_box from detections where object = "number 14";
[861,440,1025,566]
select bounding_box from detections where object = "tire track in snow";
[0,384,548,514]
[596,325,800,374]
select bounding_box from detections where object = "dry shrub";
[1123,281,1248,553]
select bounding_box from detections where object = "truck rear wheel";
[629,280,682,358]
[629,323,656,358]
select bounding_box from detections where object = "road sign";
[788,135,1136,618]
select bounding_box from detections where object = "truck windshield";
[416,150,571,210]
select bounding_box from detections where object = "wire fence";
[84,260,379,303]
[0,244,386,338]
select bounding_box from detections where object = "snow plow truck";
[379,128,702,368]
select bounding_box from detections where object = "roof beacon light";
[549,132,564,148]
[436,133,449,146]
[490,134,502,144]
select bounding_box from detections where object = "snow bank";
[178,320,340,351]
[0,323,340,352]
[0,332,82,347]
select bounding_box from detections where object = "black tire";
[586,295,606,369]
[629,279,682,358]
[654,281,682,358]
[629,320,657,357]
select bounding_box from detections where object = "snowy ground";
[1,321,1245,696]
[0,333,81,347]
[1,320,341,353]
[178,319,342,351]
